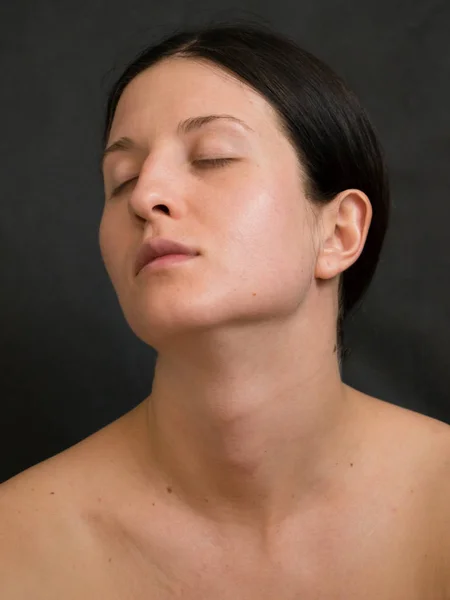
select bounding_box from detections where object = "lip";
[140,253,197,272]
[135,237,200,275]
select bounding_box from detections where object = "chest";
[7,534,437,600]
[58,534,431,600]
[13,476,441,600]
[76,499,435,600]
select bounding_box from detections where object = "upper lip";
[135,237,199,274]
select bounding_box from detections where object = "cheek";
[98,216,112,272]
[221,181,313,277]
[211,179,316,317]
[98,212,126,284]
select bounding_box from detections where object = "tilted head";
[99,21,390,366]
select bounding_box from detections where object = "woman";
[1,20,449,599]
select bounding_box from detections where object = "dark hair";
[102,20,390,367]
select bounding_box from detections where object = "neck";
[137,313,363,535]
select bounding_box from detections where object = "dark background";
[1,1,449,484]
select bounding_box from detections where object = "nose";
[128,157,183,223]
[130,188,171,222]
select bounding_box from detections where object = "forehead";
[107,57,283,145]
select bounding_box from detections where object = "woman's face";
[99,57,321,347]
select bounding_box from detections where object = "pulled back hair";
[102,20,390,368]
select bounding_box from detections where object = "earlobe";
[314,189,372,281]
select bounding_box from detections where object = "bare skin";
[1,56,449,598]
[0,389,449,599]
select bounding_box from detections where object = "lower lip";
[140,254,197,273]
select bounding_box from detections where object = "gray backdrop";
[1,1,449,483]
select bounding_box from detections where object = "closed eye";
[111,177,138,197]
[193,157,236,169]
[110,158,236,197]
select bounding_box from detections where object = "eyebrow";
[101,114,254,170]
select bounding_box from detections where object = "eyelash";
[110,158,235,197]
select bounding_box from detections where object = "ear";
[314,189,372,281]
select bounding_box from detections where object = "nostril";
[154,205,169,214]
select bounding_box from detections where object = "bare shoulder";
[358,391,450,595]
[417,414,450,598]
[0,419,128,598]
[0,465,57,596]
[356,389,450,461]
[416,412,450,597]
[360,391,450,485]
[0,411,126,538]
[0,458,82,594]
